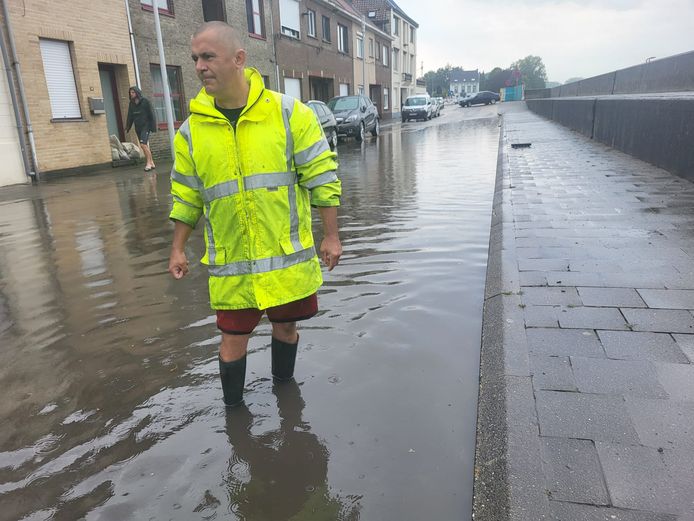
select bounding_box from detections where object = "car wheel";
[327,129,338,151]
[355,122,365,142]
[370,119,380,137]
[491,99,497,104]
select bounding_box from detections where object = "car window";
[328,97,359,111]
[316,104,327,117]
[405,97,426,106]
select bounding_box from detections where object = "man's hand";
[319,235,342,271]
[169,248,189,279]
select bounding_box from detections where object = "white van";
[401,95,433,122]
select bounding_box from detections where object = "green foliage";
[423,64,465,96]
[481,67,513,92]
[510,55,548,89]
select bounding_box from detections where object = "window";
[393,15,400,36]
[322,15,331,42]
[279,0,300,38]
[284,77,301,100]
[202,0,225,21]
[262,74,270,87]
[246,0,265,37]
[382,45,388,66]
[337,24,348,53]
[393,48,399,71]
[368,38,374,57]
[410,27,415,43]
[307,9,316,37]
[358,85,364,95]
[150,64,184,127]
[339,83,349,96]
[376,42,381,62]
[39,39,81,119]
[384,87,389,110]
[141,0,173,15]
[356,34,364,58]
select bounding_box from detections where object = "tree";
[510,55,547,90]
[423,65,465,96]
[482,67,513,92]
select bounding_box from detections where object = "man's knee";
[219,332,250,362]
[272,322,297,343]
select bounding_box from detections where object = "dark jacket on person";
[125,86,157,135]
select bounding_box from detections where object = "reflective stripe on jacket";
[169,68,341,310]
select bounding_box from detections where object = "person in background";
[168,22,342,407]
[126,86,157,171]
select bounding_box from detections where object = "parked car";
[306,100,338,151]
[401,94,433,121]
[327,95,380,142]
[431,98,441,118]
[435,97,444,111]
[460,91,500,107]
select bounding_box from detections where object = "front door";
[98,64,124,141]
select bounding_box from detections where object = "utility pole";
[152,2,176,159]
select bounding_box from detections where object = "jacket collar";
[189,68,270,122]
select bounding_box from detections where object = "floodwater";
[0,107,500,521]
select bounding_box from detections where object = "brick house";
[348,0,418,116]
[0,0,136,175]
[128,0,277,160]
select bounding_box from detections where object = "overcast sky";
[395,0,694,83]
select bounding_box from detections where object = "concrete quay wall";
[526,96,694,182]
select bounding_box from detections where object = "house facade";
[1,0,136,176]
[128,0,277,160]
[449,69,480,97]
[348,0,418,116]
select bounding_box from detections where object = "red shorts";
[216,293,318,335]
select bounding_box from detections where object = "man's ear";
[235,49,247,69]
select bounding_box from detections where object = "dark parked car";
[306,100,338,151]
[327,95,380,143]
[459,91,500,107]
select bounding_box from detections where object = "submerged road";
[0,103,501,520]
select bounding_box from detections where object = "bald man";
[168,22,342,407]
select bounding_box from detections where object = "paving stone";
[518,258,571,272]
[546,272,606,287]
[621,308,694,334]
[527,328,604,357]
[596,442,682,514]
[558,307,629,330]
[661,449,694,514]
[654,363,694,401]
[530,355,577,391]
[549,501,677,521]
[578,287,647,308]
[571,357,668,398]
[519,271,549,286]
[597,331,689,363]
[540,437,609,504]
[524,305,560,327]
[536,391,639,443]
[673,334,694,363]
[522,287,582,306]
[637,289,694,310]
[625,398,694,451]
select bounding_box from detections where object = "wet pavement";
[474,104,694,520]
[0,104,500,520]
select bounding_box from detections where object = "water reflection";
[226,382,360,520]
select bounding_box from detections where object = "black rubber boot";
[271,336,298,381]
[219,355,246,407]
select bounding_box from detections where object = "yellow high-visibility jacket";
[169,68,341,310]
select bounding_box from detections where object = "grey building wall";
[128,0,276,159]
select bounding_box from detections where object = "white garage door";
[0,66,26,186]
[283,77,301,100]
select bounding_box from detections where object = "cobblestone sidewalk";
[474,105,694,521]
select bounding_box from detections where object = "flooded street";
[0,105,500,520]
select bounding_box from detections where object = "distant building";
[449,69,480,96]
[348,0,418,117]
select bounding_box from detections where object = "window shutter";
[39,39,81,119]
[279,0,300,34]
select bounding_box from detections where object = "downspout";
[361,16,366,96]
[124,0,141,88]
[1,0,39,180]
[269,0,280,91]
[0,16,32,180]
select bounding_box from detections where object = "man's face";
[129,89,137,100]
[191,30,243,97]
